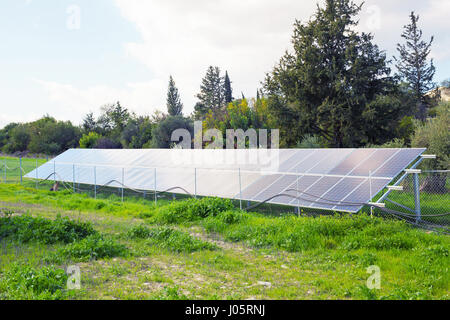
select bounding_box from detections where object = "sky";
[0,0,449,129]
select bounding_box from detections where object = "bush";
[126,225,152,239]
[0,264,68,300]
[79,132,101,149]
[46,235,128,262]
[128,226,216,253]
[297,134,323,148]
[153,198,234,224]
[412,102,450,170]
[0,214,97,244]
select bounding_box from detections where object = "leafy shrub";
[0,264,68,300]
[153,198,234,224]
[79,132,101,149]
[0,214,97,244]
[412,102,450,170]
[126,225,152,239]
[46,235,128,263]
[144,226,217,253]
[154,286,188,300]
[296,134,324,148]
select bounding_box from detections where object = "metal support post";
[239,168,242,210]
[19,157,22,184]
[413,173,421,223]
[94,166,97,199]
[121,168,124,203]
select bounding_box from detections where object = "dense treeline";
[0,0,448,169]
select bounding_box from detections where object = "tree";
[82,112,97,134]
[395,12,436,120]
[151,116,193,148]
[28,118,81,154]
[8,124,30,153]
[412,102,449,193]
[412,102,449,171]
[196,66,225,115]
[166,76,183,116]
[264,0,398,147]
[79,132,101,149]
[224,71,233,104]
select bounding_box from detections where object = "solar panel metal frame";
[25,148,426,213]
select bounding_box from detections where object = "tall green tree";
[82,112,97,134]
[395,12,436,120]
[166,76,183,116]
[196,66,225,114]
[264,0,398,147]
[224,71,233,104]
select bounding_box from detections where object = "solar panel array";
[25,148,425,213]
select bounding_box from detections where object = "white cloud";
[114,0,319,113]
[6,0,447,130]
[34,78,167,124]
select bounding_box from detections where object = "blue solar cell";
[24,148,426,213]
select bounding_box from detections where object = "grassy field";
[0,156,47,184]
[0,183,449,300]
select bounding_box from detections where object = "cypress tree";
[196,66,225,111]
[224,71,233,104]
[167,76,183,116]
[395,12,436,120]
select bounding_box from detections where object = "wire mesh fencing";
[379,170,449,233]
[1,155,449,233]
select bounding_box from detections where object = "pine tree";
[166,76,183,116]
[264,0,398,147]
[395,12,435,120]
[196,66,225,112]
[224,71,233,104]
[82,112,97,133]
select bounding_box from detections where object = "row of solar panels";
[25,148,425,213]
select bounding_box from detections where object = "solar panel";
[25,148,426,213]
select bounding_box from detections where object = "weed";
[46,235,129,263]
[0,214,97,244]
[0,263,68,300]
[127,225,217,253]
[152,198,234,224]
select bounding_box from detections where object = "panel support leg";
[413,173,421,223]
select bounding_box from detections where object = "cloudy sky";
[1,0,449,128]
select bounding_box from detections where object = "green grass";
[0,156,47,184]
[127,225,217,253]
[0,263,69,300]
[0,183,449,300]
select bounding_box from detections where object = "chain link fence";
[1,156,449,232]
[378,170,449,233]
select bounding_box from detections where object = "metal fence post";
[154,168,157,207]
[19,157,22,184]
[121,168,124,203]
[194,168,197,199]
[413,172,421,223]
[296,169,300,216]
[53,161,56,183]
[35,158,38,189]
[239,168,242,210]
[94,166,97,199]
[369,170,373,217]
[72,164,75,193]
